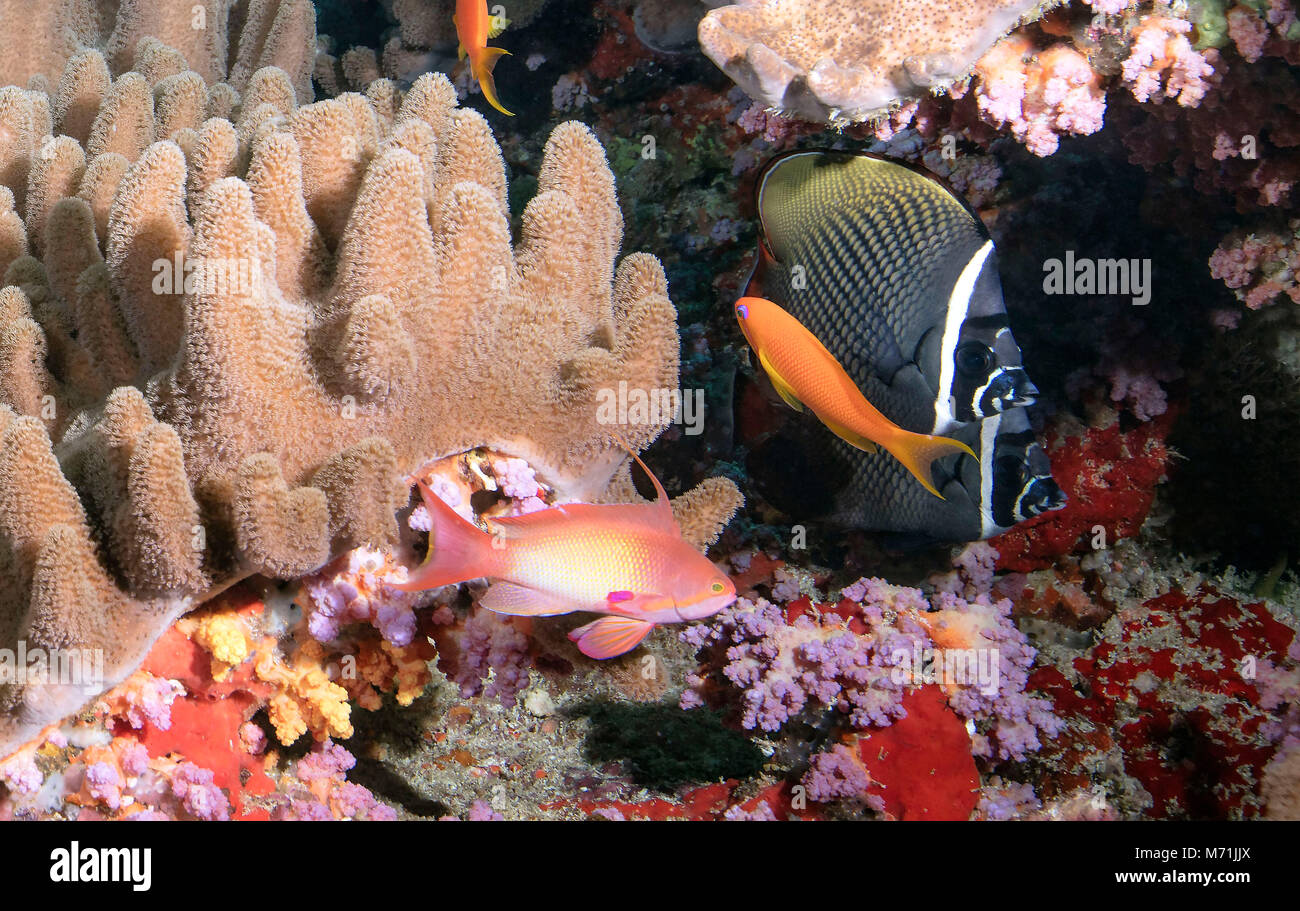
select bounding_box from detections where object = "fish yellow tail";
[392,480,500,591]
[473,47,514,116]
[879,429,976,500]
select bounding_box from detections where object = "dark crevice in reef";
[569,699,765,791]
[1165,313,1300,572]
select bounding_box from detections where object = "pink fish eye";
[711,582,725,594]
[736,303,749,319]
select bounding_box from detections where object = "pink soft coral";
[1209,220,1300,309]
[1121,17,1215,107]
[975,38,1107,157]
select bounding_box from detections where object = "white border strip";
[932,239,994,434]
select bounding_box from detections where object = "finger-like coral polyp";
[0,34,739,756]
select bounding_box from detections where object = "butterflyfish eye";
[956,342,993,376]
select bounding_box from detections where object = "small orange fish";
[394,454,736,659]
[455,0,513,116]
[734,295,975,497]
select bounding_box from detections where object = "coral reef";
[975,35,1107,156]
[272,739,397,819]
[1121,15,1215,105]
[0,0,317,100]
[1027,587,1298,818]
[0,0,1296,827]
[1210,219,1300,309]
[680,577,1064,761]
[992,413,1175,572]
[0,25,739,757]
[698,0,1055,123]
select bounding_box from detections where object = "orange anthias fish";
[734,295,975,498]
[454,0,513,116]
[393,454,736,659]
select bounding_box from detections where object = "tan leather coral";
[0,0,316,100]
[0,37,740,754]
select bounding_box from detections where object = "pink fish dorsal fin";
[480,582,575,617]
[485,499,678,549]
[620,444,679,535]
[567,616,655,659]
[485,502,616,539]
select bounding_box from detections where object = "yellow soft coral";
[254,638,353,745]
[344,638,435,710]
[189,614,251,682]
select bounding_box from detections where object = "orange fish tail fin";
[474,47,514,116]
[881,430,977,500]
[393,481,498,590]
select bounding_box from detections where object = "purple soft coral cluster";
[680,596,911,731]
[928,592,1066,760]
[295,738,356,782]
[1121,7,1299,213]
[682,579,1063,762]
[303,548,423,646]
[453,611,532,706]
[932,541,999,599]
[801,744,875,804]
[734,101,802,145]
[978,779,1043,820]
[1083,0,1133,14]
[918,150,1003,209]
[1227,0,1299,62]
[722,801,778,821]
[170,762,231,821]
[273,740,397,821]
[115,675,183,731]
[1103,364,1173,421]
[974,40,1107,157]
[0,750,42,795]
[1066,353,1182,423]
[84,762,123,809]
[1257,639,1300,745]
[467,799,505,820]
[959,6,1219,159]
[491,457,548,516]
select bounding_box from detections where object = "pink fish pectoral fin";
[604,590,668,615]
[568,616,656,659]
[480,582,575,617]
[757,350,804,412]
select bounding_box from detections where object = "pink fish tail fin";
[394,481,498,591]
[882,429,977,500]
[474,47,514,116]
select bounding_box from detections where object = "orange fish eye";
[735,302,749,319]
[711,581,725,594]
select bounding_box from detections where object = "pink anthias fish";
[392,454,737,659]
